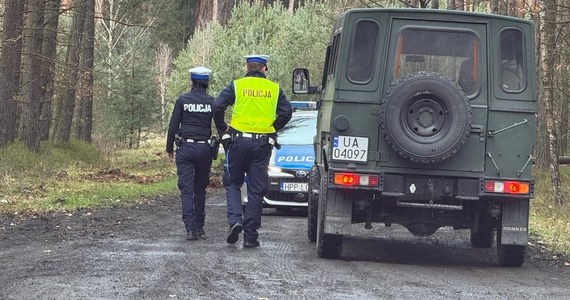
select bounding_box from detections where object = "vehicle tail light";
[333,172,379,187]
[484,180,530,195]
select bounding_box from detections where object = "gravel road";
[1,188,569,299]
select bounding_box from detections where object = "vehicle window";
[327,34,341,77]
[321,45,332,89]
[499,28,525,92]
[347,20,379,83]
[278,115,317,145]
[394,28,480,96]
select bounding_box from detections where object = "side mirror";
[292,68,310,94]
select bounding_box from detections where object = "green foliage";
[167,1,340,102]
[147,0,197,55]
[270,2,337,97]
[97,31,159,148]
[209,1,292,95]
[166,22,224,103]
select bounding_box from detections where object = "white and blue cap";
[188,66,211,80]
[244,54,269,65]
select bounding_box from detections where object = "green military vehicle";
[292,8,536,267]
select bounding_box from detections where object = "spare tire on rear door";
[380,72,472,164]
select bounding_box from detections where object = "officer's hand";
[167,151,174,160]
[217,128,228,140]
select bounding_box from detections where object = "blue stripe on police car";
[272,145,314,170]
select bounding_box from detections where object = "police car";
[242,101,317,210]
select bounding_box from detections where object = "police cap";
[188,67,211,80]
[244,54,269,65]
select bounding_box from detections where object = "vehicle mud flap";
[499,198,529,246]
[324,189,352,235]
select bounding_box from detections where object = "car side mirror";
[292,68,310,94]
[292,68,321,95]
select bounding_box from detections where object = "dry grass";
[530,166,570,260]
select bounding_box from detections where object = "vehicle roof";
[291,110,318,118]
[341,8,534,25]
[290,101,317,111]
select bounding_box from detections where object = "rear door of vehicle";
[381,15,488,173]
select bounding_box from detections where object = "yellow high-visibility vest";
[231,77,279,134]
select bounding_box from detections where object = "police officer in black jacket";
[213,55,292,248]
[166,67,215,241]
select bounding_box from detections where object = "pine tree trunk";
[52,0,88,146]
[39,0,62,141]
[218,0,235,25]
[288,0,294,12]
[20,0,46,152]
[490,0,499,13]
[432,0,440,9]
[213,0,218,22]
[0,0,25,147]
[75,0,95,142]
[195,0,213,31]
[498,0,507,14]
[560,76,569,155]
[456,0,464,10]
[156,43,172,132]
[539,0,564,205]
[557,0,569,155]
[533,0,549,166]
[508,0,518,16]
[197,0,235,27]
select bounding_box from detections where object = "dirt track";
[1,188,569,299]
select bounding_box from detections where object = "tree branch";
[95,15,156,29]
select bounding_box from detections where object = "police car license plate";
[332,136,368,162]
[280,182,308,192]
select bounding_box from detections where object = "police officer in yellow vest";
[213,55,292,248]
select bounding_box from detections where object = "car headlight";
[268,166,282,173]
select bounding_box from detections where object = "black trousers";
[224,137,272,242]
[176,141,212,232]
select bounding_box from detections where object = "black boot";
[196,228,205,239]
[226,223,243,244]
[187,231,199,241]
[243,240,260,248]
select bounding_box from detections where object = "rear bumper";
[324,168,533,200]
[240,169,309,208]
[241,194,308,208]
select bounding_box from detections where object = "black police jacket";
[166,87,214,153]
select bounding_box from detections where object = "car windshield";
[278,114,317,145]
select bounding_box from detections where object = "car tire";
[496,227,526,267]
[380,72,472,164]
[307,164,320,242]
[316,173,343,259]
[317,213,343,259]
